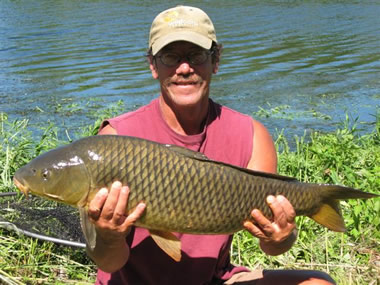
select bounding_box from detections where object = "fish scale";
[73,136,371,233]
[13,135,378,261]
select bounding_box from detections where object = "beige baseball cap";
[149,5,217,56]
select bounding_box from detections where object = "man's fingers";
[245,196,297,246]
[243,221,265,239]
[102,181,123,219]
[267,195,293,228]
[112,186,130,224]
[124,203,146,225]
[88,188,108,220]
[277,195,296,223]
[268,195,287,228]
[249,209,274,237]
[87,180,146,240]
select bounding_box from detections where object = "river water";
[1,1,379,139]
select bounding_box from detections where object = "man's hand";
[88,181,146,243]
[243,195,297,256]
[86,181,146,272]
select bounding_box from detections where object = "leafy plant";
[1,107,379,284]
[232,112,380,284]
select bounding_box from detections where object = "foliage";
[0,112,96,284]
[252,103,332,121]
[0,107,379,284]
[0,231,96,284]
[0,113,63,193]
[79,100,125,138]
[232,113,380,285]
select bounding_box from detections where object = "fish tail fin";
[319,185,379,200]
[309,185,378,232]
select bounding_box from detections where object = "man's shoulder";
[210,100,252,123]
[111,98,158,123]
[101,98,159,135]
[205,100,253,166]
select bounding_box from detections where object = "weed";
[232,112,380,284]
[0,107,379,284]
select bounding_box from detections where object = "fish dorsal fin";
[79,207,97,250]
[149,230,181,262]
[310,202,346,232]
[164,144,210,160]
[165,144,297,182]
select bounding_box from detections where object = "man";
[86,5,335,285]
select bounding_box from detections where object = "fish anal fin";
[149,230,181,262]
[310,201,346,232]
[79,207,97,250]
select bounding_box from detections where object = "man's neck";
[159,96,209,136]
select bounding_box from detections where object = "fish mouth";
[13,177,29,197]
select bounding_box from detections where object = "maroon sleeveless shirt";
[96,98,253,284]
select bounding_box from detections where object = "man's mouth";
[174,81,197,85]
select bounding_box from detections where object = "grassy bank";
[0,109,379,284]
[232,115,379,284]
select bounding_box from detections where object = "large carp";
[13,135,378,261]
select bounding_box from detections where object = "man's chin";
[171,84,199,94]
[172,94,205,107]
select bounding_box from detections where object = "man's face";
[150,41,218,109]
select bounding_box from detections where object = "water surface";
[1,0,379,139]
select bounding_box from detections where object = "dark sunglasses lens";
[160,53,180,66]
[189,52,208,64]
[159,51,210,66]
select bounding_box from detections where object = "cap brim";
[151,31,213,55]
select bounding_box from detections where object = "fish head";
[13,144,90,207]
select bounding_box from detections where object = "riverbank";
[0,110,379,284]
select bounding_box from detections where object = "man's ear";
[213,62,219,74]
[148,56,159,79]
[212,44,222,74]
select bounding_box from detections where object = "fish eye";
[42,169,50,180]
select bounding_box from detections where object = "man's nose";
[176,61,193,75]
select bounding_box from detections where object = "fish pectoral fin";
[310,201,346,232]
[79,207,97,250]
[149,230,181,262]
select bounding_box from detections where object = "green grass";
[0,232,95,284]
[252,102,332,121]
[0,106,379,284]
[232,113,380,284]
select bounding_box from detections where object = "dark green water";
[1,1,379,138]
